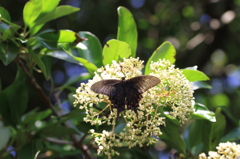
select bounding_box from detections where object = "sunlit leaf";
[145,41,176,74]
[192,103,216,122]
[31,5,80,35]
[77,31,103,67]
[117,6,137,57]
[102,39,131,65]
[23,0,42,27]
[181,69,209,82]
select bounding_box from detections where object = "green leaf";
[0,17,21,32]
[0,43,19,65]
[37,30,80,49]
[0,7,11,21]
[192,103,216,122]
[77,31,103,67]
[0,121,10,150]
[6,69,28,125]
[221,127,240,142]
[184,120,204,155]
[181,69,209,82]
[31,5,80,35]
[211,108,226,148]
[145,41,176,75]
[0,91,14,126]
[22,109,52,125]
[40,0,60,14]
[161,118,186,154]
[102,39,131,65]
[193,81,212,90]
[39,125,78,137]
[48,50,78,63]
[201,108,226,152]
[29,52,48,79]
[117,6,137,57]
[59,44,98,77]
[18,139,43,159]
[23,0,43,27]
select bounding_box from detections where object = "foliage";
[0,0,240,159]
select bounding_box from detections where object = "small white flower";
[74,57,195,157]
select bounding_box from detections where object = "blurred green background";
[1,0,240,157]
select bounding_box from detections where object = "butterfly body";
[90,75,160,120]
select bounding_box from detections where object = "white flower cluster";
[73,57,194,158]
[199,142,240,159]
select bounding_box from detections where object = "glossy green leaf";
[59,44,97,76]
[193,81,212,90]
[161,118,186,154]
[145,41,176,74]
[31,5,80,35]
[48,50,78,63]
[0,43,19,65]
[102,39,131,65]
[0,120,10,150]
[221,127,240,142]
[0,7,11,21]
[181,69,209,82]
[117,6,137,57]
[37,30,80,49]
[0,18,21,31]
[192,103,216,122]
[23,0,42,27]
[77,31,103,67]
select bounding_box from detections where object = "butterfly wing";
[90,79,121,96]
[125,75,160,94]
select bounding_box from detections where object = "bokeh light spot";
[130,0,145,8]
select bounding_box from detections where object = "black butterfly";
[90,75,160,120]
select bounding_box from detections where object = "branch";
[16,57,94,159]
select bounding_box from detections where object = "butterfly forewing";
[90,79,121,96]
[125,75,160,93]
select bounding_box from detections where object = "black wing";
[125,75,160,94]
[90,79,121,96]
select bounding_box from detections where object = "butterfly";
[90,75,160,120]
